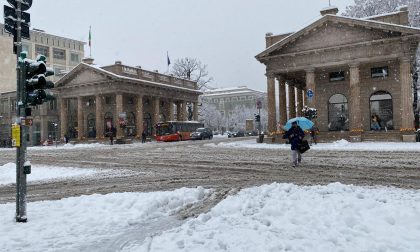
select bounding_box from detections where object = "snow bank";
[0,163,100,185]
[0,187,208,252]
[207,139,420,152]
[135,183,420,252]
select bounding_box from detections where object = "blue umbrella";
[284,117,314,131]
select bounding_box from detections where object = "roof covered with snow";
[256,13,420,59]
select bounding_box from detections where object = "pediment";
[275,21,402,55]
[257,15,420,59]
[56,64,115,88]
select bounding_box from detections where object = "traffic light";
[255,114,260,122]
[4,0,32,53]
[23,54,55,106]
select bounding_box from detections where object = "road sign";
[7,0,32,11]
[307,89,314,98]
[12,124,21,147]
[256,100,262,109]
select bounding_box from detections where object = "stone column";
[267,75,276,133]
[305,69,316,108]
[168,99,174,121]
[349,63,362,131]
[400,58,415,130]
[278,76,287,126]
[136,95,144,137]
[77,97,84,140]
[296,87,304,117]
[115,94,124,139]
[181,101,187,121]
[302,89,307,107]
[95,95,104,139]
[288,84,296,119]
[176,102,182,121]
[193,102,198,121]
[60,98,68,141]
[152,97,160,134]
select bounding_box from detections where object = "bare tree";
[171,57,213,90]
[343,0,420,27]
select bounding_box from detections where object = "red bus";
[156,121,204,142]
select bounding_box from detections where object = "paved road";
[1,137,420,204]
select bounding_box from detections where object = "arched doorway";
[87,113,96,138]
[126,112,136,137]
[104,112,114,136]
[370,91,393,130]
[328,94,349,131]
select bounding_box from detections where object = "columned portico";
[152,97,160,134]
[256,7,420,142]
[400,58,415,130]
[296,88,303,117]
[136,95,144,137]
[95,95,104,139]
[193,102,198,121]
[267,75,276,133]
[60,98,68,140]
[305,69,316,108]
[349,63,362,131]
[278,76,287,126]
[176,102,182,121]
[181,101,187,121]
[77,97,84,140]
[168,99,174,121]
[288,84,296,119]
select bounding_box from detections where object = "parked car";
[228,131,245,138]
[190,128,213,140]
[246,131,258,136]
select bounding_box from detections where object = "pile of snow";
[29,142,107,150]
[132,183,420,251]
[207,139,420,152]
[0,187,209,252]
[0,163,100,186]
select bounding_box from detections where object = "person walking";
[283,121,305,167]
[141,131,147,143]
[310,125,318,145]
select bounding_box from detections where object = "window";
[329,71,345,82]
[370,91,393,130]
[70,53,79,63]
[105,97,111,105]
[53,48,66,60]
[35,45,49,57]
[371,66,389,78]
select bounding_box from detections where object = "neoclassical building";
[56,59,201,141]
[256,7,420,141]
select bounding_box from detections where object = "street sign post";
[307,89,314,98]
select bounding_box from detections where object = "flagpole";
[89,26,92,58]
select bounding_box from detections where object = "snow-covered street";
[1,183,419,251]
[1,138,420,251]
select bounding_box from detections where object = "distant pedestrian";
[64,134,69,144]
[283,121,305,167]
[141,131,147,143]
[371,114,381,131]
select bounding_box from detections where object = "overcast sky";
[25,0,353,91]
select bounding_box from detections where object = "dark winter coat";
[283,126,305,150]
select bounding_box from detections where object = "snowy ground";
[1,183,419,252]
[0,163,104,186]
[206,139,420,152]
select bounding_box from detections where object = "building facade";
[200,86,267,131]
[0,26,85,145]
[256,7,420,141]
[55,60,201,141]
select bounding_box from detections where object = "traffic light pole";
[15,1,28,223]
